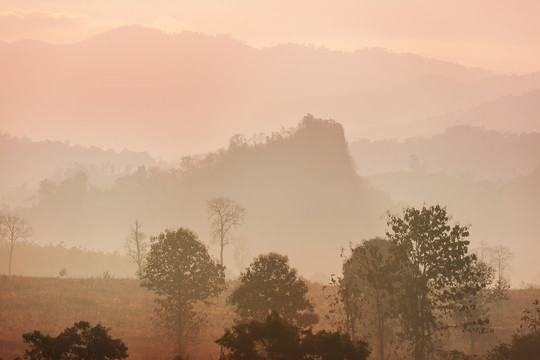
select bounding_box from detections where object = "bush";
[21,321,128,360]
[216,311,370,360]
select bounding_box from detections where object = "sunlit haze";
[1,2,540,359]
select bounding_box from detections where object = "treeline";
[0,131,160,205]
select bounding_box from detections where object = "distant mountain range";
[2,25,539,158]
[350,125,540,181]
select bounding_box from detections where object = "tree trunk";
[177,306,184,356]
[8,240,14,276]
[220,236,224,266]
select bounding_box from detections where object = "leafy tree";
[21,321,128,360]
[216,311,303,360]
[452,258,495,355]
[343,238,397,360]
[519,299,540,335]
[216,312,370,360]
[140,228,225,356]
[229,252,318,327]
[327,269,363,341]
[386,205,481,360]
[0,211,33,276]
[124,219,148,276]
[207,197,246,267]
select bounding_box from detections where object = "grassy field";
[0,276,538,359]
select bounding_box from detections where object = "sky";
[1,0,540,74]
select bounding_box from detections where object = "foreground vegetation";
[0,275,538,359]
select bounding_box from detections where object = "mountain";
[419,89,540,134]
[4,25,535,159]
[350,126,540,181]
[22,117,393,279]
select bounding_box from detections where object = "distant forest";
[1,117,540,284]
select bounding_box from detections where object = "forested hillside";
[13,117,392,278]
[0,132,161,205]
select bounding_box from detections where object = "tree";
[0,211,33,276]
[340,238,397,360]
[327,268,363,341]
[452,243,511,355]
[229,252,318,327]
[124,219,148,275]
[139,228,225,356]
[452,258,495,355]
[386,205,481,360]
[207,197,246,267]
[21,321,128,360]
[489,245,513,295]
[216,311,303,360]
[216,312,370,360]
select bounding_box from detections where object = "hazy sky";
[1,0,540,74]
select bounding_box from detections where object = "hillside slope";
[20,116,393,278]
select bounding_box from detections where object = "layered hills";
[2,26,539,158]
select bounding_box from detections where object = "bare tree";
[0,212,33,275]
[207,197,246,267]
[490,245,513,293]
[124,219,148,276]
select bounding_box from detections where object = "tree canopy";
[140,227,225,355]
[21,321,128,360]
[386,205,482,360]
[229,252,318,327]
[216,311,370,360]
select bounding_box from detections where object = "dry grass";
[0,276,538,359]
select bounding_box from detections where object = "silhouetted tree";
[519,299,540,335]
[140,228,225,356]
[0,211,32,276]
[207,197,246,267]
[124,219,148,275]
[339,238,398,360]
[216,311,303,360]
[229,252,318,327]
[21,321,128,360]
[216,312,370,360]
[386,205,481,360]
[452,258,495,355]
[327,255,363,340]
